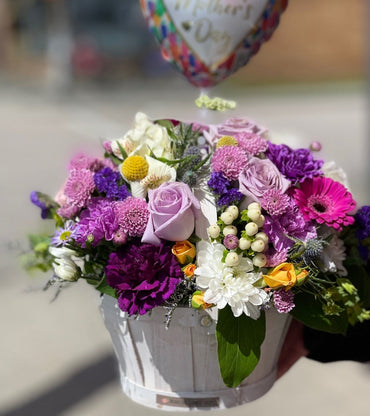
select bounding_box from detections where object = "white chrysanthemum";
[195,241,268,319]
[320,233,348,276]
[322,161,351,191]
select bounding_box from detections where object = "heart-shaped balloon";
[140,0,288,87]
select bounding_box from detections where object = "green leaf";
[290,291,348,334]
[155,119,174,129]
[216,306,266,387]
[94,275,118,299]
[116,141,128,159]
[345,263,370,309]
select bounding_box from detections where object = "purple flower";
[68,153,106,172]
[30,191,52,219]
[211,145,248,181]
[238,156,290,205]
[355,206,370,240]
[64,169,95,208]
[264,201,317,252]
[223,234,239,250]
[142,182,201,245]
[115,197,149,237]
[94,167,130,200]
[217,189,244,207]
[51,221,75,246]
[207,172,230,195]
[74,198,119,247]
[265,142,323,184]
[273,289,295,313]
[265,248,289,267]
[260,189,290,216]
[105,243,183,315]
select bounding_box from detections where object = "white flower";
[195,241,268,319]
[320,233,348,276]
[111,113,172,160]
[49,246,78,258]
[52,256,80,282]
[322,161,351,191]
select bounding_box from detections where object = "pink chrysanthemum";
[273,288,295,313]
[211,145,248,181]
[68,153,107,172]
[293,176,356,231]
[261,189,290,216]
[64,169,95,208]
[236,133,268,155]
[223,234,239,250]
[265,248,289,267]
[115,197,150,237]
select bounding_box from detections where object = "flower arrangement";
[25,112,370,388]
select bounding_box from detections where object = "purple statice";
[264,200,317,252]
[94,167,130,200]
[217,189,244,207]
[30,191,52,219]
[273,288,295,313]
[260,189,290,216]
[105,243,183,315]
[73,198,119,247]
[64,169,95,208]
[51,221,75,246]
[265,142,323,184]
[355,206,370,241]
[207,172,230,195]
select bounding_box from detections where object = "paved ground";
[0,76,369,416]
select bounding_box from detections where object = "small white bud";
[225,252,240,267]
[220,211,234,225]
[245,222,258,236]
[239,237,251,250]
[52,257,80,282]
[223,225,238,236]
[248,209,261,222]
[252,253,267,268]
[255,214,265,228]
[251,239,265,253]
[248,202,261,211]
[226,205,239,220]
[255,232,269,245]
[208,224,220,239]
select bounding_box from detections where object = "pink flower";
[116,197,149,237]
[236,133,268,155]
[64,169,95,208]
[293,177,356,231]
[203,117,267,145]
[68,153,106,172]
[142,182,201,245]
[239,157,290,205]
[211,145,248,181]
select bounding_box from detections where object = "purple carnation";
[265,142,323,184]
[74,198,119,247]
[264,201,317,252]
[273,288,295,313]
[217,189,244,207]
[207,172,230,195]
[94,167,130,200]
[105,243,183,315]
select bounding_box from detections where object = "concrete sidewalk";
[0,78,369,416]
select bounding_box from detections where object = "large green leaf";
[216,306,266,388]
[291,292,348,334]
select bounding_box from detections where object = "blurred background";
[0,1,369,415]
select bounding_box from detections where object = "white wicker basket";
[100,295,291,411]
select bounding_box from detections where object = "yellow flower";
[172,241,196,265]
[263,262,308,290]
[183,263,196,278]
[191,291,212,310]
[216,135,238,148]
[121,155,149,181]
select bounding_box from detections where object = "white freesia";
[111,112,172,160]
[52,256,80,282]
[195,241,268,319]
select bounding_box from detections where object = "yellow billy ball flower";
[121,155,149,181]
[216,135,238,148]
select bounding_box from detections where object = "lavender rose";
[203,117,267,146]
[238,157,291,205]
[142,182,201,245]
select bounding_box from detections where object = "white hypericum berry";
[223,225,238,236]
[251,239,265,253]
[248,202,261,211]
[252,253,267,267]
[220,211,234,225]
[238,237,251,250]
[245,222,258,236]
[225,252,240,267]
[226,205,239,220]
[207,224,220,239]
[255,232,269,244]
[248,209,261,222]
[255,214,265,228]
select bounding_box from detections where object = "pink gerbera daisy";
[211,145,248,181]
[293,176,356,230]
[115,197,149,237]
